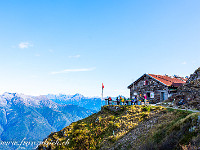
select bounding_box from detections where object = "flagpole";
[102,87,103,106]
[101,83,104,107]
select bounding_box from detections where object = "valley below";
[0,93,100,150]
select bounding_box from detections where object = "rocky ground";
[102,113,162,150]
[169,67,200,110]
[102,110,200,150]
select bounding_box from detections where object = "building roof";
[148,74,187,86]
[128,73,187,89]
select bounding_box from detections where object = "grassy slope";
[37,105,200,150]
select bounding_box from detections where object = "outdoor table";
[104,99,108,105]
[112,100,117,105]
[127,100,131,105]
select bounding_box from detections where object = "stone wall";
[131,74,168,103]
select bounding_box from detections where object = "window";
[144,80,148,85]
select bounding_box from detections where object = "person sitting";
[135,97,138,105]
[131,99,133,105]
[125,97,128,105]
[134,99,137,105]
[127,98,130,105]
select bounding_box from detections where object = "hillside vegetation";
[37,105,200,150]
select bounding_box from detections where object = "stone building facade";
[128,74,187,103]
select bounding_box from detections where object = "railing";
[104,99,149,106]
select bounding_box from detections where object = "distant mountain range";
[46,93,102,111]
[0,92,101,150]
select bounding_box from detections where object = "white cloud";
[18,42,33,49]
[51,67,96,74]
[68,55,81,58]
[182,61,187,65]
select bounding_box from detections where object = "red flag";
[102,83,104,89]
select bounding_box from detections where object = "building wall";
[130,74,168,103]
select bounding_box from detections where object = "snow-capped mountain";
[0,92,97,150]
[46,93,102,111]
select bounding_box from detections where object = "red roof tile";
[148,74,187,86]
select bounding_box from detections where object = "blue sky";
[0,0,200,97]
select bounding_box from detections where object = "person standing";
[120,96,122,105]
[144,94,147,104]
[116,97,120,105]
[108,97,112,105]
[124,97,128,105]
[122,97,124,105]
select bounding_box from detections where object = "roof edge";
[147,74,169,86]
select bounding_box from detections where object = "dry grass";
[37,105,200,150]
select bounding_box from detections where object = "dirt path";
[151,104,200,113]
[167,107,200,113]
